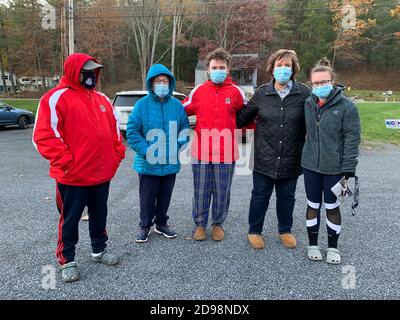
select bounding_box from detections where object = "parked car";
[0,100,35,129]
[112,90,196,139]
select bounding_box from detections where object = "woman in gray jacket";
[301,58,361,264]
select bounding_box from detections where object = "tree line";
[0,0,399,95]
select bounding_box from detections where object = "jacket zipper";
[90,90,101,183]
[316,104,326,171]
[316,113,321,170]
[160,101,165,176]
[214,87,218,162]
[215,87,218,126]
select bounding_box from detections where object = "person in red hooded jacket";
[183,48,247,242]
[33,53,126,282]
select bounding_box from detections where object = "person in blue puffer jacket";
[126,64,190,243]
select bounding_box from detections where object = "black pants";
[139,174,176,228]
[248,171,298,234]
[56,181,110,265]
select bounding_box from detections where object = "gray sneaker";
[136,227,151,243]
[92,250,120,266]
[61,262,80,282]
[155,225,177,238]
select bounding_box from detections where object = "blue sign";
[385,119,400,129]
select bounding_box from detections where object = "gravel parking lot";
[0,127,399,299]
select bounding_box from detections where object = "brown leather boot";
[247,234,266,249]
[279,233,297,249]
[212,225,224,241]
[193,226,206,241]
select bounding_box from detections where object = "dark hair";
[266,49,300,79]
[205,48,231,68]
[310,57,336,81]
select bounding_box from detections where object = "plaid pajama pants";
[192,162,235,228]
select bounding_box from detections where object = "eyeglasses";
[153,79,169,85]
[311,80,332,87]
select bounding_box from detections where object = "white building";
[0,72,17,93]
[194,53,259,97]
[194,60,208,87]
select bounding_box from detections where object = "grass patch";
[357,102,400,145]
[1,98,399,145]
[345,89,400,102]
[1,99,40,113]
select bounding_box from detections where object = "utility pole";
[171,12,177,75]
[60,0,68,68]
[68,0,74,55]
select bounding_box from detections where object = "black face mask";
[80,71,96,89]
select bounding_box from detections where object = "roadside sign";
[385,119,400,129]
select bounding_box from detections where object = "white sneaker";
[326,248,341,264]
[307,245,323,261]
[61,262,80,282]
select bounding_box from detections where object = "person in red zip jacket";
[33,53,126,283]
[183,48,247,241]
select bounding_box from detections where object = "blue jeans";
[248,171,298,234]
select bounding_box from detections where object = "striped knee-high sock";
[326,207,341,249]
[306,205,320,246]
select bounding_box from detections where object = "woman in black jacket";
[302,58,360,264]
[237,49,310,250]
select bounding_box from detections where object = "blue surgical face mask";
[273,67,292,84]
[80,71,96,89]
[210,69,227,84]
[312,84,333,99]
[153,83,169,99]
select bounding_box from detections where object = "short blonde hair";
[266,49,300,79]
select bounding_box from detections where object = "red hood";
[59,53,101,90]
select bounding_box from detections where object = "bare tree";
[171,0,184,75]
[0,9,17,94]
[75,0,126,87]
[217,0,236,49]
[0,51,7,94]
[123,0,164,89]
[192,0,272,60]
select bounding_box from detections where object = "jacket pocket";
[63,160,75,177]
[320,145,341,173]
[111,151,121,173]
